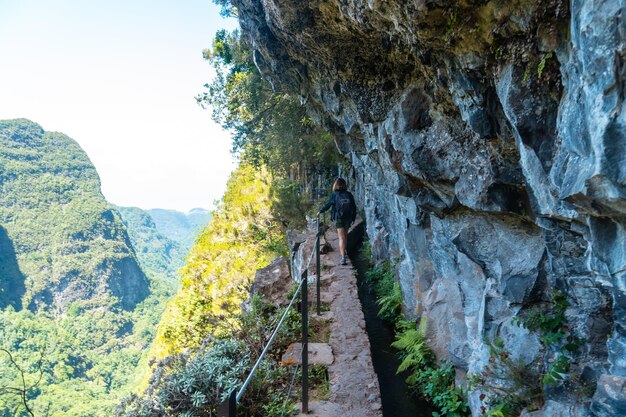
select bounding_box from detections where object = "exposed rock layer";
[235,0,625,415]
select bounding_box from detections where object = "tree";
[0,347,48,417]
[197,29,342,227]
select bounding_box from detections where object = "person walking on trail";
[318,177,357,266]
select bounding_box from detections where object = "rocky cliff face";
[0,119,150,312]
[234,1,625,415]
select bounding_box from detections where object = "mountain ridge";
[0,118,187,416]
[0,118,149,312]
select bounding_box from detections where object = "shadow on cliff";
[0,225,25,310]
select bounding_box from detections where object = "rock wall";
[234,0,625,415]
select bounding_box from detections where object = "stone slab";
[282,342,334,366]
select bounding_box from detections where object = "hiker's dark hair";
[333,177,347,192]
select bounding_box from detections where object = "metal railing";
[218,215,324,416]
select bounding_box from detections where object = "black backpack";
[336,191,353,220]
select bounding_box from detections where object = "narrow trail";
[295,220,382,417]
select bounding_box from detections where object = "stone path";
[295,221,382,417]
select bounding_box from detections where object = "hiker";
[318,177,356,266]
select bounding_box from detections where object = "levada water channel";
[347,223,435,417]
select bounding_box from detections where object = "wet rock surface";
[236,0,625,415]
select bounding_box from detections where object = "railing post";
[301,270,309,414]
[218,389,236,417]
[316,214,321,316]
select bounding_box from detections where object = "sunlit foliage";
[151,164,286,355]
[197,28,342,229]
[0,119,176,416]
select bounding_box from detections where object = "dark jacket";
[320,190,356,223]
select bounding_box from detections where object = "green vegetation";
[116,206,187,285]
[119,295,302,417]
[0,302,165,416]
[472,290,584,416]
[146,208,211,254]
[360,246,470,417]
[150,164,286,356]
[537,52,553,79]
[470,337,543,416]
[149,18,342,357]
[123,18,343,413]
[364,261,403,323]
[0,119,149,312]
[0,119,181,416]
[392,319,470,417]
[517,289,580,387]
[198,27,342,230]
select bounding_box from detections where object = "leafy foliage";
[0,119,184,416]
[392,319,470,417]
[211,0,237,18]
[473,290,583,416]
[153,26,340,351]
[378,282,403,323]
[470,338,543,416]
[151,164,286,355]
[119,294,302,417]
[118,339,250,417]
[365,261,403,322]
[514,290,581,387]
[0,302,166,416]
[392,319,432,378]
[197,28,341,229]
[362,253,469,415]
[515,290,579,353]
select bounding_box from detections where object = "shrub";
[392,318,470,417]
[473,290,583,416]
[365,261,403,322]
[117,339,250,417]
[470,338,543,416]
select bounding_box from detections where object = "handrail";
[219,215,324,416]
[236,272,306,402]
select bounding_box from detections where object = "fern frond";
[397,355,417,373]
[391,329,423,350]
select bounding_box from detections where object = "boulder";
[250,256,292,306]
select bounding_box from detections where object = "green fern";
[391,317,470,416]
[377,282,403,322]
[392,317,432,377]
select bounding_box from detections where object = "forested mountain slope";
[116,206,187,286]
[147,208,211,253]
[0,119,149,312]
[0,119,169,416]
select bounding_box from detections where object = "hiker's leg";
[337,227,347,257]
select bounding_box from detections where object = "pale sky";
[0,0,239,212]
